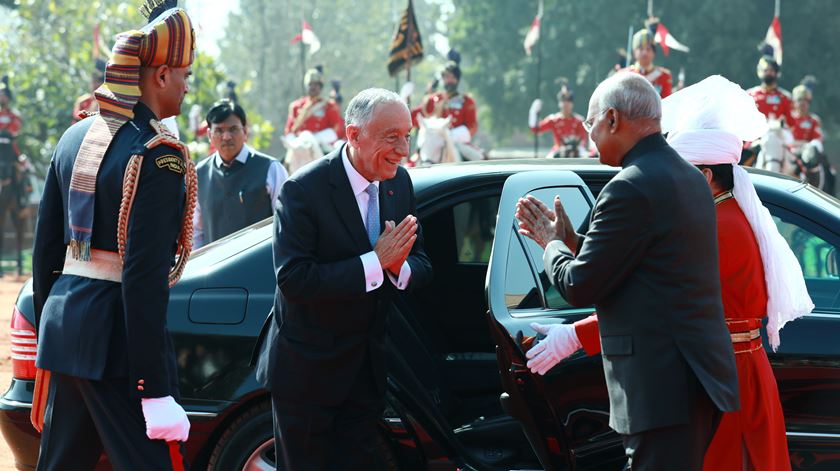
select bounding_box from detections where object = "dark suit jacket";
[31,103,185,399]
[256,146,432,406]
[543,133,739,435]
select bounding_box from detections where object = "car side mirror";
[828,248,839,278]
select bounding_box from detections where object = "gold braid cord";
[118,119,198,288]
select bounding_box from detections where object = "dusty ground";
[0,275,27,470]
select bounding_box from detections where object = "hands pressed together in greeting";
[374,214,418,275]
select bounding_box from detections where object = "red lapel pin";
[387,190,394,196]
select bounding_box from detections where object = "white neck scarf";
[662,75,814,350]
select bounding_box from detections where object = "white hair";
[594,72,661,121]
[344,88,409,128]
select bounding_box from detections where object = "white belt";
[62,248,123,283]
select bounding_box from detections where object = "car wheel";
[207,401,276,471]
[206,401,400,470]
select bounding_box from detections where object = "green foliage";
[0,1,142,166]
[0,2,266,168]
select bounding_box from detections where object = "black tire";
[206,401,400,471]
[207,401,276,471]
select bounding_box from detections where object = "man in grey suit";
[516,72,739,470]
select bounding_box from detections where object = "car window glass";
[517,187,593,310]
[504,231,542,310]
[773,215,840,311]
[453,195,501,264]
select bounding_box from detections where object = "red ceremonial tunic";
[412,91,478,137]
[531,113,588,152]
[284,96,344,137]
[621,64,673,98]
[789,111,823,143]
[748,86,794,126]
[72,93,98,122]
[0,107,22,157]
[573,196,790,471]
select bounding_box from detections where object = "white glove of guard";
[528,99,543,128]
[399,81,415,102]
[141,396,190,442]
[449,125,471,144]
[525,322,582,375]
[313,128,338,146]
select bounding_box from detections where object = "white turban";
[662,75,813,350]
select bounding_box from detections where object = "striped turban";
[68,2,195,261]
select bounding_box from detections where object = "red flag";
[765,16,783,65]
[93,24,101,60]
[654,22,690,56]
[523,16,540,56]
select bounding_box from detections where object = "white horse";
[755,119,798,178]
[282,131,324,175]
[415,115,484,165]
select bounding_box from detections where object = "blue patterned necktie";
[365,183,380,247]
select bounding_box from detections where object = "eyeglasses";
[211,125,243,137]
[582,109,608,134]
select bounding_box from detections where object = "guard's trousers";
[36,373,188,471]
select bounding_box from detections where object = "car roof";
[185,159,832,275]
[407,158,804,195]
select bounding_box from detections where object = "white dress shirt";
[341,146,412,292]
[193,144,289,248]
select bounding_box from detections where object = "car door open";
[486,170,625,471]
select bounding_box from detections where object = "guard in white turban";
[662,74,812,471]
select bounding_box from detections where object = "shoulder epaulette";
[146,119,190,163]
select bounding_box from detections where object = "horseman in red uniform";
[747,56,794,126]
[284,67,345,149]
[0,78,22,152]
[621,28,673,98]
[412,61,478,145]
[528,82,589,157]
[72,59,106,122]
[789,84,822,153]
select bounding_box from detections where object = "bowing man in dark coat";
[516,72,739,471]
[257,88,432,471]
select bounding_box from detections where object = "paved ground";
[0,275,28,470]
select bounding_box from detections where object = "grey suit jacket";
[544,133,739,435]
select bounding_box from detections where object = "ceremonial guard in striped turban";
[31,1,197,469]
[621,28,673,98]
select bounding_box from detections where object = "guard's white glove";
[141,396,190,442]
[449,125,471,144]
[399,81,415,102]
[782,128,794,146]
[528,99,543,128]
[525,322,581,375]
[809,139,824,154]
[313,128,338,146]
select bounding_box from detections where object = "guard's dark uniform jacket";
[32,102,186,400]
[195,150,274,244]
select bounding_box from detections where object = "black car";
[2,159,839,470]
